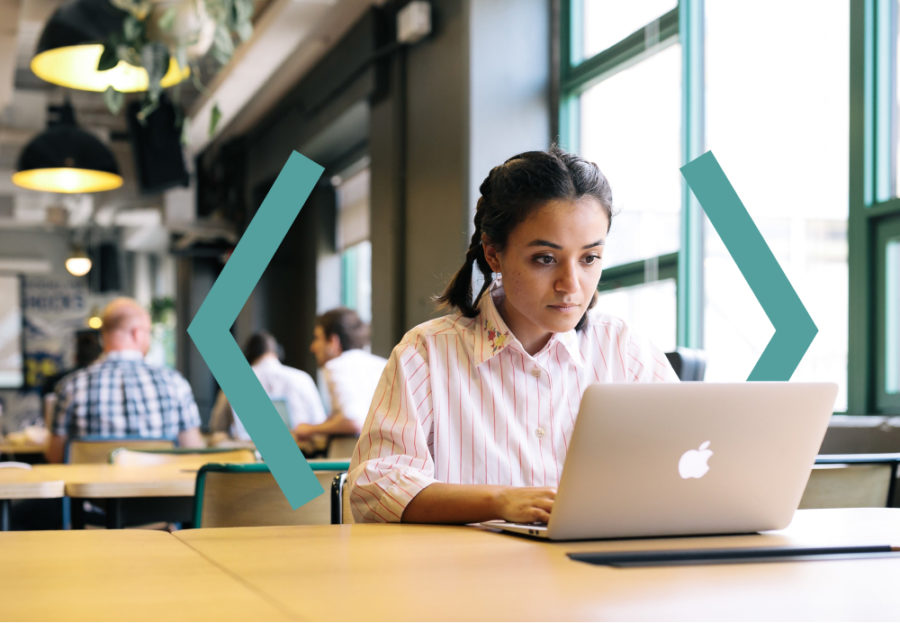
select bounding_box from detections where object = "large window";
[334,164,372,323]
[562,4,680,354]
[563,0,866,413]
[705,0,849,410]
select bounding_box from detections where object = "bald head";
[100,298,152,355]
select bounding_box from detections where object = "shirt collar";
[103,350,144,361]
[472,282,586,368]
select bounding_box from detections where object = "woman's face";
[483,196,609,355]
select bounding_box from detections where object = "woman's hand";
[400,483,556,524]
[494,486,556,523]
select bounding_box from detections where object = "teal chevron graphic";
[680,151,817,381]
[188,151,324,508]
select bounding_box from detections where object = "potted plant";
[100,0,254,133]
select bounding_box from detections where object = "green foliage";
[99,0,254,134]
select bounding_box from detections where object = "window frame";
[560,1,703,350]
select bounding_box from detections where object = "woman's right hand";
[494,486,556,523]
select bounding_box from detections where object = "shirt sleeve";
[623,327,680,383]
[51,373,76,437]
[347,335,437,522]
[172,373,202,431]
[291,372,326,426]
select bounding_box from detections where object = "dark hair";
[317,308,369,351]
[436,146,613,329]
[243,332,282,364]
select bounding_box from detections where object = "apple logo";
[678,441,713,479]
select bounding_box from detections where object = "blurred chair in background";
[665,348,707,382]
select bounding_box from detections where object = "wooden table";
[0,459,346,529]
[0,466,64,530]
[174,508,900,621]
[0,529,291,621]
[0,439,47,458]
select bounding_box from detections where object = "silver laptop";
[483,382,838,541]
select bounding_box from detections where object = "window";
[564,0,859,410]
[562,2,680,353]
[876,218,900,408]
[705,0,849,410]
[580,0,677,61]
[334,163,372,322]
[885,236,900,394]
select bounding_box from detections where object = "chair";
[65,436,175,464]
[664,348,707,381]
[63,436,177,529]
[799,453,900,509]
[109,447,257,467]
[193,460,350,528]
[331,472,355,524]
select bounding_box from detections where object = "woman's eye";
[534,255,556,265]
[583,255,602,265]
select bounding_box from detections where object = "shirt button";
[531,368,541,378]
[535,427,546,439]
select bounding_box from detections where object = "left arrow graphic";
[188,150,324,508]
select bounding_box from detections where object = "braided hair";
[436,146,613,330]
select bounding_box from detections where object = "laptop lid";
[541,382,837,541]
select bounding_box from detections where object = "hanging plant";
[99,0,254,134]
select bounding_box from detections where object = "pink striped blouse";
[348,285,678,522]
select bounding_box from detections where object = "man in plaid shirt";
[47,298,204,462]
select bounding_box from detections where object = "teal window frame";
[849,0,900,413]
[560,0,703,349]
[564,0,900,413]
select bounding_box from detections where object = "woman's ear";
[482,235,501,273]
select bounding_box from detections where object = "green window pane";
[705,0,848,409]
[581,0,676,61]
[596,279,677,352]
[580,44,681,268]
[887,238,900,393]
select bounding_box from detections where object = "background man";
[294,308,387,450]
[210,331,326,441]
[47,297,203,462]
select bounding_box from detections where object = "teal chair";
[193,460,350,528]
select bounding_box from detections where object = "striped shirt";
[53,350,201,440]
[348,284,678,522]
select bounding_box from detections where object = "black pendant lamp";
[12,102,124,194]
[30,0,188,93]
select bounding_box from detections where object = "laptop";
[483,382,838,541]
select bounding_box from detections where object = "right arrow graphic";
[681,151,817,381]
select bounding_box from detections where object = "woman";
[347,147,677,524]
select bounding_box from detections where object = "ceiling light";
[65,246,93,277]
[13,101,124,194]
[30,0,188,93]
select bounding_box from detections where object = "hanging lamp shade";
[12,102,124,194]
[30,0,188,93]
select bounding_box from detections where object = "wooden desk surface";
[1,458,341,501]
[22,464,198,498]
[175,508,900,621]
[0,529,290,621]
[0,467,64,499]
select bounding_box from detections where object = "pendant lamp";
[65,245,93,277]
[30,0,188,93]
[12,102,124,194]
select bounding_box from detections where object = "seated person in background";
[347,147,677,524]
[228,331,326,441]
[46,297,204,462]
[293,308,387,452]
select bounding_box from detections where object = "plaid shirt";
[53,350,201,439]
